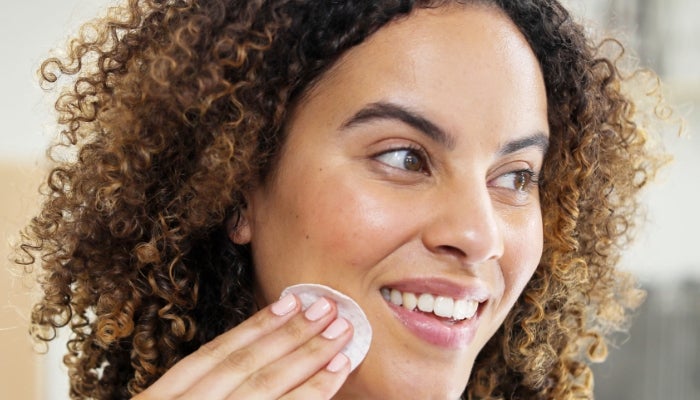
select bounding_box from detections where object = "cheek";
[254,172,414,300]
[304,177,412,268]
[500,210,543,306]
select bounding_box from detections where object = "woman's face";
[233,5,548,399]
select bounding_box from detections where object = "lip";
[382,278,489,348]
[384,277,490,302]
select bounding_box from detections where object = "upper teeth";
[381,288,479,321]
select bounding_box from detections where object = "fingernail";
[321,318,349,340]
[304,297,331,321]
[326,353,349,373]
[271,294,297,316]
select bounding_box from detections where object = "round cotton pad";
[280,283,372,371]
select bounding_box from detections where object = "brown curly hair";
[16,0,666,398]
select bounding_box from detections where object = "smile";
[379,281,488,348]
[381,288,479,321]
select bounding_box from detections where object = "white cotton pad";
[280,283,372,371]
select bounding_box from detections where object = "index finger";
[139,293,300,397]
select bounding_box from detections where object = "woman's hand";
[133,294,353,399]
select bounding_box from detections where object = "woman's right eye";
[374,148,428,173]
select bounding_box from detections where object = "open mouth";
[381,287,481,323]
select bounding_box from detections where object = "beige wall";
[1,162,48,400]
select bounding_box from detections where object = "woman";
[18,0,665,398]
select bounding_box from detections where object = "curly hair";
[16,0,666,398]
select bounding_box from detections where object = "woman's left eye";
[491,169,539,192]
[375,148,428,173]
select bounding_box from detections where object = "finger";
[227,317,353,400]
[140,293,301,398]
[181,297,339,399]
[279,353,351,400]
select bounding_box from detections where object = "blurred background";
[1,0,698,399]
[562,1,700,399]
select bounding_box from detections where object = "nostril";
[420,202,504,264]
[434,244,468,260]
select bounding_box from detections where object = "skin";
[237,4,549,399]
[137,4,549,400]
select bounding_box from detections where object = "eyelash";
[373,146,541,193]
[373,145,430,174]
[492,169,540,193]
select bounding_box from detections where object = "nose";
[421,180,504,266]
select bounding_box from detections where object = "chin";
[336,361,472,400]
[339,383,467,400]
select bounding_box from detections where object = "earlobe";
[227,210,252,245]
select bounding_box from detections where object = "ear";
[227,207,252,245]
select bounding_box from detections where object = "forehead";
[288,4,548,146]
[306,5,540,89]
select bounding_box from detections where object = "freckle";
[305,235,310,239]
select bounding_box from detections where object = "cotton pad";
[280,283,372,371]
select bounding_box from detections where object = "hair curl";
[16,0,666,398]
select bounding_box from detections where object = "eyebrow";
[497,132,550,156]
[340,101,549,156]
[340,101,456,150]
